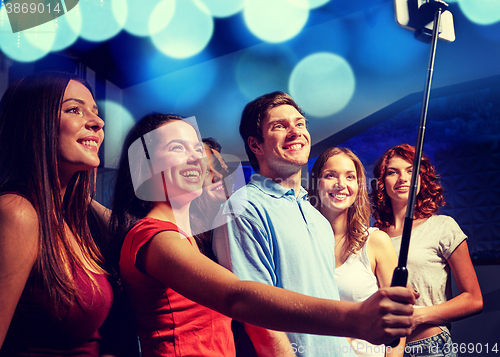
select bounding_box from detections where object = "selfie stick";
[388,0,449,348]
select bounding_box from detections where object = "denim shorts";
[403,331,456,357]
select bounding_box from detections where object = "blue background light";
[123,0,162,37]
[289,52,355,117]
[199,0,245,18]
[150,0,214,59]
[306,0,330,10]
[148,0,175,35]
[243,0,309,43]
[79,0,128,42]
[350,4,428,75]
[236,44,295,101]
[101,100,135,168]
[458,0,500,25]
[48,7,82,51]
[23,19,58,53]
[0,6,53,62]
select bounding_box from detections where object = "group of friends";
[0,71,483,357]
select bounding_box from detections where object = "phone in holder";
[395,0,455,42]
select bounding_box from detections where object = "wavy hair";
[308,147,370,254]
[0,71,104,312]
[369,144,445,230]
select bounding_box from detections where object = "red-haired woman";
[370,144,483,357]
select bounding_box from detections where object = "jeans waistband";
[406,331,450,349]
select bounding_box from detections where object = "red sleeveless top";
[119,217,235,357]
[1,264,113,356]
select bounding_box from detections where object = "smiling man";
[212,92,356,357]
[212,92,412,357]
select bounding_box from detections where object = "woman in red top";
[0,71,112,355]
[108,113,416,357]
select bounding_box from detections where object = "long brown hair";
[108,113,189,270]
[0,71,105,312]
[308,147,370,253]
[369,144,445,230]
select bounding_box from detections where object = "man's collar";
[250,174,308,199]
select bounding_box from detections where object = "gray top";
[390,215,467,335]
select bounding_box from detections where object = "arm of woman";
[369,230,398,288]
[412,240,483,328]
[137,230,415,346]
[368,230,406,357]
[0,195,39,348]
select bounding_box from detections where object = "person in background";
[0,71,112,356]
[190,138,229,260]
[308,147,405,357]
[370,144,483,357]
[203,137,222,153]
[211,91,414,357]
[108,113,415,357]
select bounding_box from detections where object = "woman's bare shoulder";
[368,229,392,248]
[0,193,39,248]
[0,193,38,222]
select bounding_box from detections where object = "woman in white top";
[309,147,404,357]
[370,144,483,357]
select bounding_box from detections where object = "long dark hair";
[308,147,371,253]
[108,113,188,270]
[369,144,445,230]
[0,71,104,311]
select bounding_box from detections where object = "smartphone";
[394,0,455,42]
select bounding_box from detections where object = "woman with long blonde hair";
[309,147,404,357]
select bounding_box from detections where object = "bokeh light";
[289,52,355,118]
[0,7,52,62]
[78,0,128,42]
[48,5,82,51]
[243,0,309,43]
[306,0,330,10]
[148,0,175,35]
[101,100,135,168]
[22,24,57,54]
[199,0,245,18]
[458,0,500,25]
[123,0,162,37]
[150,0,214,59]
[236,44,295,100]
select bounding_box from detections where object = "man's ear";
[248,136,262,156]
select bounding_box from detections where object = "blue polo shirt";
[212,174,354,357]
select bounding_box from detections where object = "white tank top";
[334,228,385,357]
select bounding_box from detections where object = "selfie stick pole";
[388,1,448,347]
